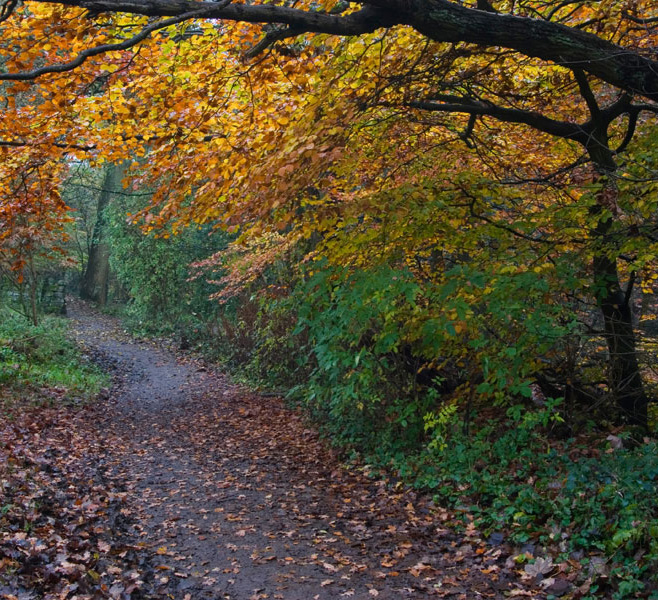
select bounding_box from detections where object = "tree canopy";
[1,0,657,424]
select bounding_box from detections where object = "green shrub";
[241,293,312,389]
[291,263,432,453]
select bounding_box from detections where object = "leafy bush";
[292,263,432,453]
[289,258,579,452]
[241,294,312,389]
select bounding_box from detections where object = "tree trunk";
[80,164,122,306]
[592,235,648,427]
[588,141,649,428]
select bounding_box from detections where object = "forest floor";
[2,299,546,600]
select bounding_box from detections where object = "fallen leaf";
[525,556,554,578]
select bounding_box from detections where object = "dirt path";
[67,299,541,600]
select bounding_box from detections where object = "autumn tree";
[0,154,71,325]
[0,0,657,425]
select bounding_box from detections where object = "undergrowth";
[397,413,658,599]
[0,307,108,413]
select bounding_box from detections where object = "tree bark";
[28,256,38,326]
[403,0,658,102]
[80,164,122,306]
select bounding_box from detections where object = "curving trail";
[68,299,541,600]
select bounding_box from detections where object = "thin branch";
[471,206,550,244]
[65,181,153,197]
[614,108,639,154]
[0,131,224,150]
[459,113,477,148]
[621,11,658,25]
[458,188,553,244]
[597,92,633,124]
[0,5,229,81]
[499,155,589,185]
[573,68,600,118]
[0,139,95,150]
[546,1,582,22]
[631,103,658,115]
[243,25,302,60]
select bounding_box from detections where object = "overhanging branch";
[402,99,587,143]
[242,25,302,60]
[2,0,656,102]
[2,0,654,101]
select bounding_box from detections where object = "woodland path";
[67,299,541,600]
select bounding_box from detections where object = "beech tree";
[0,0,657,425]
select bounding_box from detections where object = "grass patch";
[0,308,109,414]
